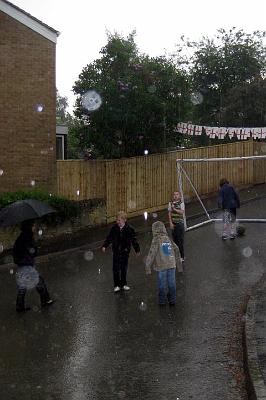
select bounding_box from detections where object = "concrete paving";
[1,185,266,399]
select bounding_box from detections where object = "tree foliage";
[56,89,69,124]
[72,32,190,159]
[179,28,266,126]
[68,28,266,158]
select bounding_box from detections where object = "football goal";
[176,155,266,232]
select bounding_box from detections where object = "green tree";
[72,32,191,159]
[176,28,266,127]
[56,90,69,124]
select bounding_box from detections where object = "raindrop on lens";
[190,91,203,105]
[84,250,94,261]
[128,200,136,209]
[81,90,102,112]
[242,247,253,258]
[16,267,39,290]
[147,85,156,94]
[36,104,44,112]
[139,301,147,311]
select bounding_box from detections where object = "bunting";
[175,123,266,141]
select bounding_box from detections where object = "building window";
[56,135,64,159]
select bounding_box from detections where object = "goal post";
[176,155,266,231]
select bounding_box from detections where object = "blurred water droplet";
[16,266,39,290]
[38,229,43,236]
[36,104,44,112]
[147,85,156,94]
[242,247,253,258]
[190,91,203,105]
[76,189,80,196]
[29,247,35,255]
[84,250,94,261]
[30,180,35,186]
[139,301,147,311]
[144,149,149,155]
[144,211,148,220]
[81,90,102,111]
[128,200,136,209]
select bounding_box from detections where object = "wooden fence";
[57,141,266,222]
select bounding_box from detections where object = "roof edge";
[0,0,60,43]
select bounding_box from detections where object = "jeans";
[172,222,185,258]
[113,252,129,287]
[157,268,176,305]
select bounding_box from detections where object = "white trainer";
[123,285,130,291]
[114,286,120,292]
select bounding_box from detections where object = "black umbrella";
[0,199,56,227]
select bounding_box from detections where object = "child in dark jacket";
[218,178,240,240]
[13,219,54,312]
[102,211,140,292]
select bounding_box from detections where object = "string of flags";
[175,123,266,140]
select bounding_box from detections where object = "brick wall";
[0,11,57,194]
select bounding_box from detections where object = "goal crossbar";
[177,155,266,162]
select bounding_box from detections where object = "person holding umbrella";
[13,219,54,312]
[0,199,56,311]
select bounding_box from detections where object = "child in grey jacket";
[145,221,182,306]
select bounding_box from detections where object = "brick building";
[0,0,59,193]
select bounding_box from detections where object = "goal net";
[176,155,266,232]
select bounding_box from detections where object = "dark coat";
[13,231,37,266]
[218,183,240,210]
[103,223,140,254]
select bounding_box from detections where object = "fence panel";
[253,142,266,184]
[57,141,264,222]
[57,160,106,200]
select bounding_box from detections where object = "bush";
[0,190,80,225]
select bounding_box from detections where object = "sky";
[10,0,266,113]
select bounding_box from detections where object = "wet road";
[1,197,266,400]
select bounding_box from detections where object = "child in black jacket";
[102,211,140,292]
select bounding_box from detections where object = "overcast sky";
[11,0,266,112]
